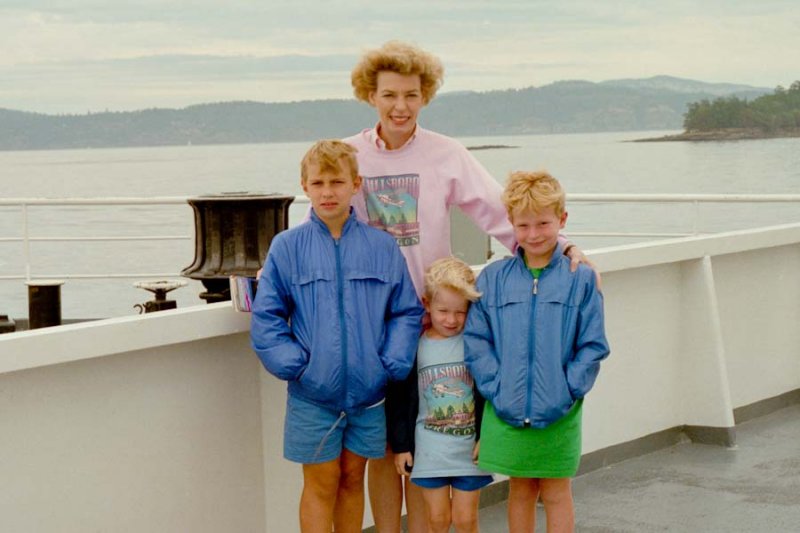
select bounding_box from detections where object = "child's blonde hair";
[351,41,444,104]
[502,171,566,217]
[300,140,359,183]
[424,256,481,303]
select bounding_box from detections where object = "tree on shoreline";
[684,81,800,132]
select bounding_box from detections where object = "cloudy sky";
[1,1,797,114]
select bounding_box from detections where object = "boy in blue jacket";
[464,171,609,533]
[250,139,423,533]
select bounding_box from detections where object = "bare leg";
[420,485,452,533]
[404,478,428,533]
[368,452,403,533]
[508,477,540,533]
[450,487,481,533]
[333,449,369,533]
[300,458,341,533]
[538,478,574,533]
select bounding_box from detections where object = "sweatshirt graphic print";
[361,173,420,247]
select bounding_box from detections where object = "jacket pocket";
[294,269,334,286]
[486,290,529,343]
[344,270,392,305]
[486,289,528,308]
[485,291,529,423]
[290,270,338,403]
[345,270,392,345]
[345,270,391,290]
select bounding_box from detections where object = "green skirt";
[478,400,583,478]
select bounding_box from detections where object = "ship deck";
[476,403,800,532]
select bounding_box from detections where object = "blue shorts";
[411,475,494,492]
[283,393,387,464]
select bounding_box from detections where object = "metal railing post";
[22,203,31,281]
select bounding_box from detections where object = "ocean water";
[1,130,799,319]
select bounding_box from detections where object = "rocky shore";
[466,144,519,151]
[634,128,800,142]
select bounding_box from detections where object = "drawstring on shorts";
[312,399,385,461]
[314,411,347,461]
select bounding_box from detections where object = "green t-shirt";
[523,253,544,279]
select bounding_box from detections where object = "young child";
[464,171,610,533]
[389,257,493,533]
[250,139,423,533]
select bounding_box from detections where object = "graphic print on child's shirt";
[419,362,476,437]
[362,174,420,247]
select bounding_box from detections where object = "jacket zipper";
[335,238,347,412]
[525,274,538,425]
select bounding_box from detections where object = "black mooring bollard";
[26,280,65,329]
[181,192,294,303]
[0,314,16,334]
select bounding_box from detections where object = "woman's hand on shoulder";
[564,243,602,289]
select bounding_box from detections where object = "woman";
[344,41,591,533]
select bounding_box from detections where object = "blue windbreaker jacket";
[464,243,610,428]
[250,209,423,412]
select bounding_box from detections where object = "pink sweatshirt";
[345,126,516,296]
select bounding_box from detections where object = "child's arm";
[249,238,308,381]
[566,271,611,399]
[472,441,480,464]
[377,247,424,381]
[473,383,486,441]
[472,383,485,464]
[385,359,419,458]
[463,274,502,402]
[394,452,414,476]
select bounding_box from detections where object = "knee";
[427,508,451,531]
[510,477,540,500]
[539,480,573,507]
[339,464,366,493]
[305,469,341,500]
[451,511,478,531]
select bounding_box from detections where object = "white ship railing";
[1,221,799,531]
[1,194,799,281]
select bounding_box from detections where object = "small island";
[636,81,800,142]
[466,144,520,151]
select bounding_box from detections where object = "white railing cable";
[566,193,800,203]
[0,194,797,283]
[0,197,189,206]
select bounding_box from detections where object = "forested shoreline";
[638,81,800,142]
[684,81,800,131]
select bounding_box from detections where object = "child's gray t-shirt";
[411,333,492,479]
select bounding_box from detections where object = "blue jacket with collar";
[250,209,424,412]
[464,243,609,428]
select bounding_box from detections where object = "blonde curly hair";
[424,256,481,303]
[351,41,444,104]
[502,171,566,217]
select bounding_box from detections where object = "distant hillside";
[0,77,774,151]
[600,75,767,98]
